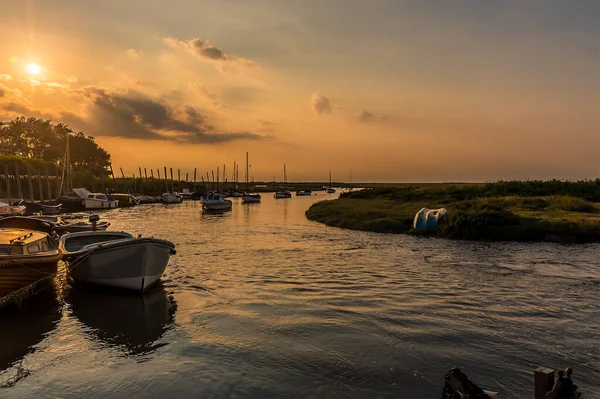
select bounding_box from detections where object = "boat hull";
[68,239,174,291]
[19,201,62,215]
[202,202,232,211]
[274,192,292,199]
[83,198,118,209]
[162,193,183,204]
[0,253,61,299]
[242,195,261,203]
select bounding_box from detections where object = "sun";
[26,63,41,75]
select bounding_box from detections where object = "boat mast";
[245,152,249,191]
[329,170,332,186]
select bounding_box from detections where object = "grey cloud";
[357,110,388,124]
[83,89,263,144]
[311,93,332,115]
[164,37,228,61]
[189,82,225,109]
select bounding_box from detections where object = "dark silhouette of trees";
[0,117,110,176]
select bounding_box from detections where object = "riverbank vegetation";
[306,181,600,243]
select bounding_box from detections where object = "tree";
[0,117,111,176]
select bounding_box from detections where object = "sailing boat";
[274,164,292,199]
[326,171,336,193]
[242,152,261,203]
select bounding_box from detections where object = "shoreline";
[306,185,600,244]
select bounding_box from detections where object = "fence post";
[27,168,35,201]
[4,164,11,204]
[37,170,44,202]
[14,161,23,199]
[534,367,554,399]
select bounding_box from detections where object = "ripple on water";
[2,196,600,398]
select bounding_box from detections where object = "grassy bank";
[306,181,600,243]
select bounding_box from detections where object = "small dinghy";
[59,231,176,292]
[202,193,232,211]
[16,200,62,215]
[274,190,292,199]
[295,190,312,196]
[0,201,26,217]
[242,193,261,203]
[162,192,183,204]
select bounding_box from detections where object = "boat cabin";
[0,229,53,255]
[205,193,224,201]
[88,194,109,201]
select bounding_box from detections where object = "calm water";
[1,193,599,398]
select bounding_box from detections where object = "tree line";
[0,116,111,176]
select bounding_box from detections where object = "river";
[1,192,599,398]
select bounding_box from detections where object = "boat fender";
[170,249,177,255]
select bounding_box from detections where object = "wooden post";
[4,164,11,204]
[177,169,181,182]
[164,167,168,191]
[138,167,143,194]
[170,168,174,192]
[37,170,44,202]
[206,172,210,190]
[133,174,137,194]
[109,163,116,191]
[193,168,197,191]
[27,168,34,201]
[534,367,554,399]
[14,161,23,199]
[151,169,156,192]
[44,167,52,200]
[185,172,188,183]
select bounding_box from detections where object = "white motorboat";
[162,192,183,204]
[0,201,26,217]
[84,193,118,209]
[59,231,176,292]
[202,193,233,211]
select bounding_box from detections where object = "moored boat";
[202,193,233,211]
[0,201,26,217]
[242,193,261,203]
[162,192,183,204]
[59,231,176,291]
[274,191,292,199]
[295,190,312,196]
[137,195,162,204]
[84,193,118,209]
[15,200,62,215]
[0,228,61,302]
[110,193,140,207]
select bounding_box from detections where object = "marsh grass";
[306,184,600,243]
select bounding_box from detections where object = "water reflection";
[67,282,176,357]
[0,288,61,372]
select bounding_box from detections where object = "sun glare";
[26,63,41,75]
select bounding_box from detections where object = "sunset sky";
[0,1,598,182]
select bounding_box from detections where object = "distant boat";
[137,195,162,204]
[242,152,261,204]
[295,190,312,196]
[110,193,140,207]
[325,171,336,193]
[178,189,192,200]
[230,191,245,198]
[84,193,118,209]
[59,231,176,292]
[0,201,26,217]
[15,200,62,215]
[274,164,292,199]
[202,193,232,211]
[162,192,183,204]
